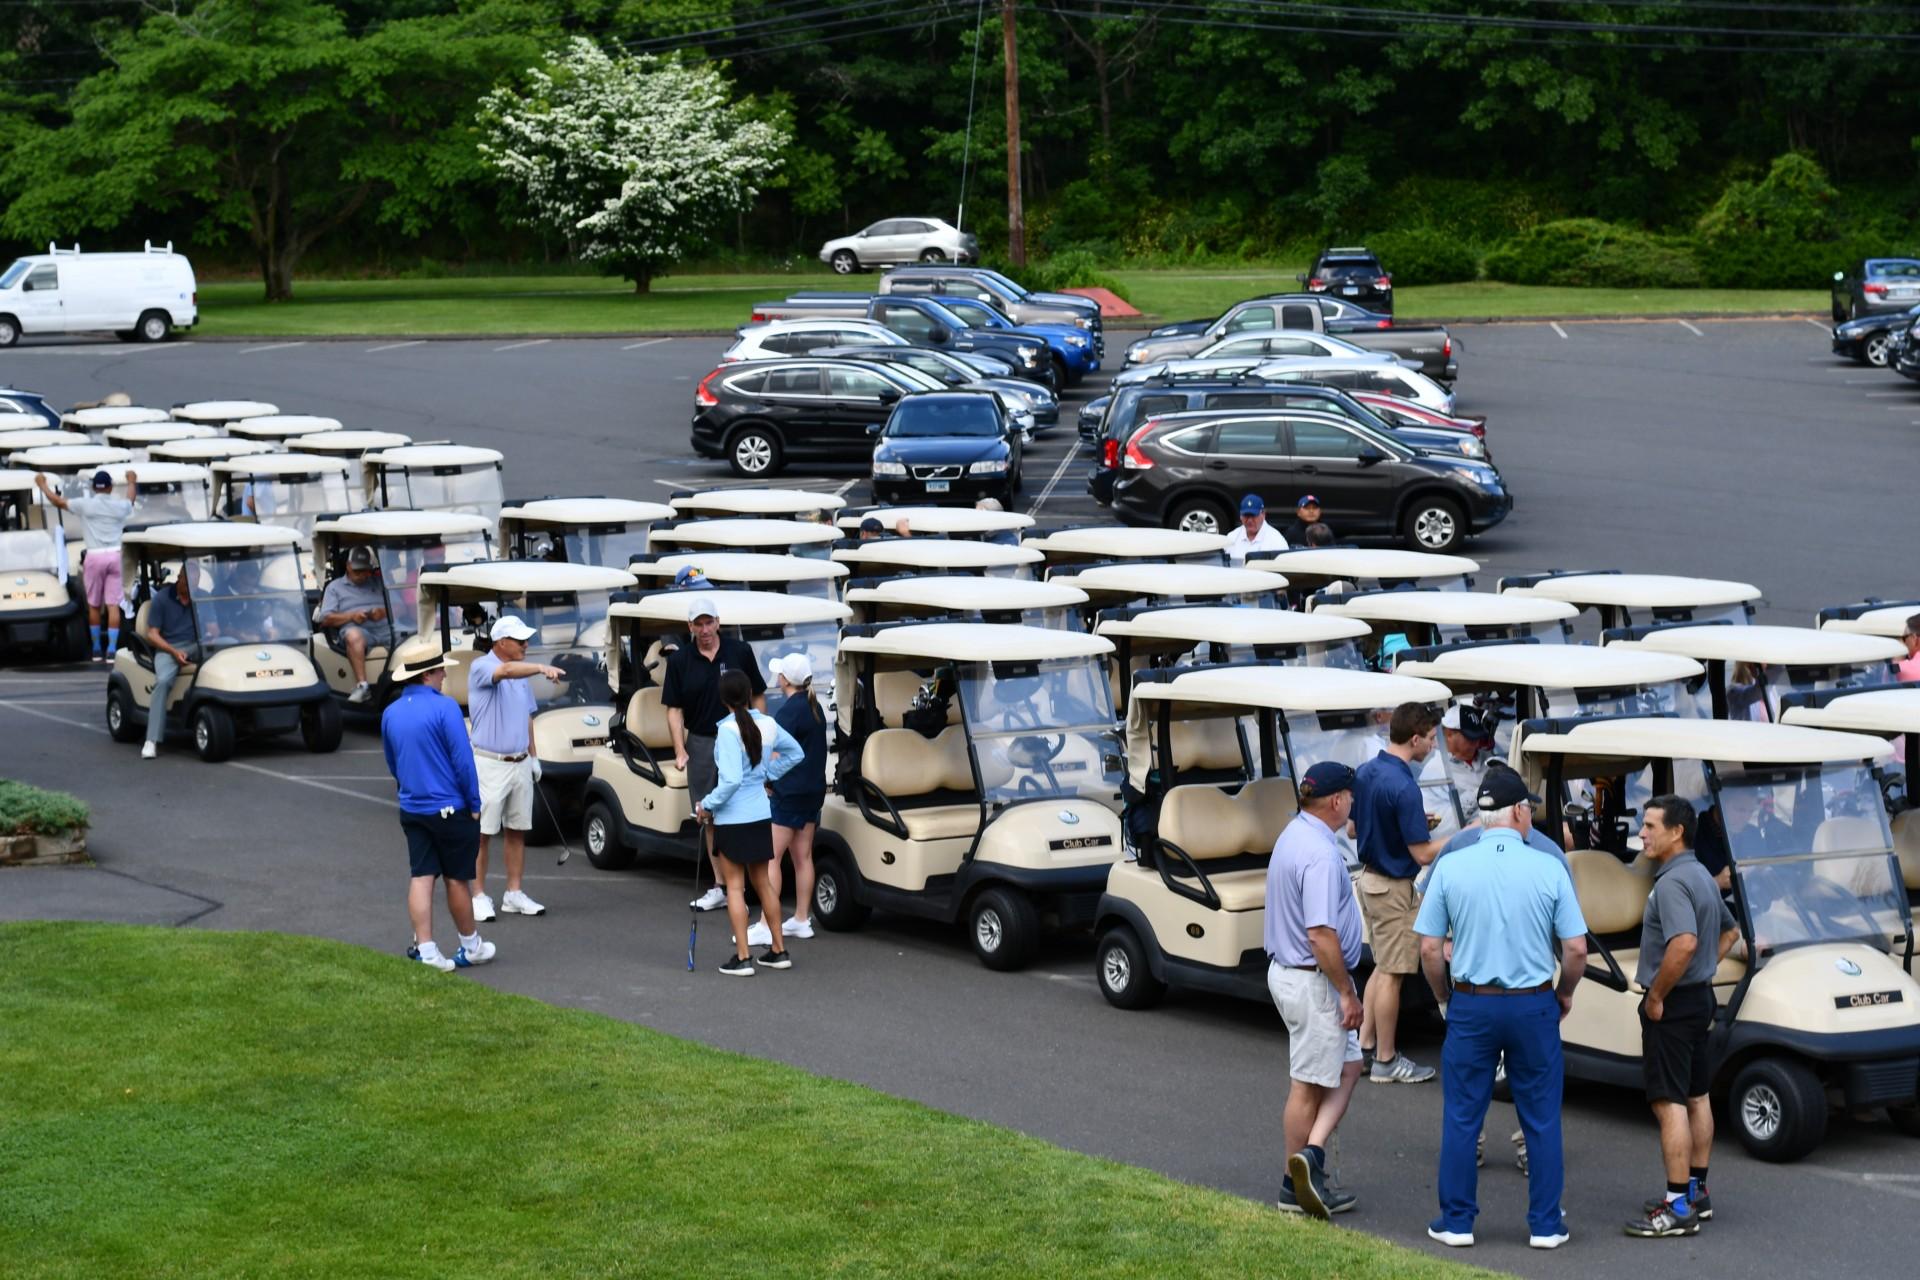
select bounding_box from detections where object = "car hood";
[1391,424,1479,453]
[1406,449,1502,481]
[1023,289,1100,315]
[1836,311,1915,337]
[876,435,1010,464]
[968,376,1054,404]
[994,320,1084,344]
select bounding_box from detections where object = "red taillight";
[1374,275,1392,290]
[1864,283,1888,297]
[750,309,769,321]
[1102,438,1119,469]
[1306,277,1327,292]
[1376,319,1392,329]
[1122,423,1159,470]
[1443,336,1452,359]
[695,368,723,407]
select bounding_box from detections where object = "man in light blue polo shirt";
[466,615,562,923]
[1416,767,1589,1252]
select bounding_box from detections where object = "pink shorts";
[81,553,122,608]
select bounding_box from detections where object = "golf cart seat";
[1607,946,1748,989]
[1894,809,1920,893]
[1168,716,1247,784]
[1812,815,1887,855]
[1156,783,1276,911]
[1567,849,1653,934]
[621,687,687,788]
[861,726,993,841]
[874,669,959,728]
[441,641,484,704]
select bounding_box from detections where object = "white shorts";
[1267,961,1363,1088]
[477,755,534,835]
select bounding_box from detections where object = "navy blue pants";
[1435,988,1566,1238]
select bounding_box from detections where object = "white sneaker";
[742,918,772,948]
[501,889,546,916]
[471,893,497,923]
[347,682,372,704]
[782,916,815,939]
[140,741,157,760]
[408,944,455,973]
[690,885,727,912]
[453,938,496,967]
[1529,1230,1569,1250]
[1427,1226,1475,1248]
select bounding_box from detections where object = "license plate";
[1343,286,1359,295]
[926,480,950,493]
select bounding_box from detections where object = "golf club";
[539,779,579,866]
[688,811,711,971]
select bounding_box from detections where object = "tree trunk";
[632,270,652,294]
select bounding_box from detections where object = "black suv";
[1110,408,1508,552]
[1300,246,1393,314]
[692,357,933,477]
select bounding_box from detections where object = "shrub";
[0,780,89,836]
[1696,151,1839,244]
[1375,176,1569,242]
[1483,219,1701,288]
[1693,229,1899,290]
[1364,227,1479,285]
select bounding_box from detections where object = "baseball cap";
[686,595,719,623]
[769,652,814,685]
[346,544,376,570]
[90,470,113,491]
[1476,765,1543,812]
[490,615,536,643]
[1298,760,1354,800]
[859,516,885,533]
[1238,493,1265,517]
[672,565,711,589]
[1296,494,1320,509]
[1441,704,1463,731]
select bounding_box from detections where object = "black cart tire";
[106,685,141,744]
[1402,495,1467,553]
[582,801,634,870]
[300,698,342,753]
[811,850,870,930]
[1730,1056,1828,1162]
[1095,924,1166,1009]
[968,885,1039,971]
[193,703,235,762]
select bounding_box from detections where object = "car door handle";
[1297,465,1319,474]
[1205,460,1229,470]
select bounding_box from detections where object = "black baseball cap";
[859,516,885,533]
[1298,761,1354,799]
[1476,764,1542,811]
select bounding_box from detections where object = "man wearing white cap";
[466,615,564,922]
[662,594,766,911]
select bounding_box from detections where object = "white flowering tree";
[477,39,788,292]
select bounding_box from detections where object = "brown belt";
[475,749,529,763]
[1452,981,1552,996]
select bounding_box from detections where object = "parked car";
[1253,356,1457,414]
[693,357,936,477]
[0,387,60,428]
[1831,258,1920,321]
[1124,295,1455,381]
[1300,245,1393,314]
[1194,328,1409,365]
[878,264,1102,345]
[1141,293,1393,339]
[1078,394,1110,440]
[819,218,979,274]
[722,318,907,361]
[746,293,1074,385]
[1830,303,1920,366]
[0,242,197,347]
[824,345,1058,424]
[1349,391,1487,443]
[1109,407,1509,552]
[871,390,1024,506]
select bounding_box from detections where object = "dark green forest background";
[1,0,1912,292]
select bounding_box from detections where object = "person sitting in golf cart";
[141,568,198,760]
[317,545,393,703]
[201,556,305,644]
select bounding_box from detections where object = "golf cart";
[125,463,214,526]
[830,535,1044,580]
[1609,623,1903,722]
[845,574,1090,629]
[1247,548,1480,603]
[1517,716,1920,1160]
[410,560,637,839]
[1313,588,1579,668]
[835,504,1035,544]
[0,431,89,463]
[1094,605,1372,712]
[171,400,279,428]
[668,487,846,521]
[816,621,1127,969]
[299,430,414,462]
[363,445,506,523]
[1047,562,1289,621]
[1024,525,1229,572]
[211,453,355,540]
[307,511,494,706]
[147,437,275,467]
[106,522,338,760]
[222,415,344,448]
[1817,598,1920,640]
[580,589,854,871]
[0,469,85,659]
[1780,685,1920,907]
[1093,664,1452,1009]
[101,421,217,457]
[627,550,850,601]
[1499,570,1760,633]
[498,497,675,568]
[647,516,839,560]
[64,405,170,441]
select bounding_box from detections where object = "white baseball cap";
[490,615,536,642]
[1441,704,1463,731]
[769,652,813,685]
[686,595,719,623]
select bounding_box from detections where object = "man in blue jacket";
[381,651,495,972]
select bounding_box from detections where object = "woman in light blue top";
[696,669,804,975]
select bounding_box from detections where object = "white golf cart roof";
[1051,562,1288,598]
[1781,688,1920,736]
[126,462,212,487]
[1396,643,1704,689]
[1611,623,1904,667]
[1133,664,1451,713]
[1248,548,1479,581]
[629,551,850,586]
[1520,716,1892,766]
[172,400,280,424]
[124,521,303,552]
[313,511,494,539]
[11,444,135,470]
[1818,605,1914,640]
[0,468,43,494]
[64,406,170,429]
[840,622,1114,663]
[1023,526,1228,561]
[670,487,848,518]
[834,505,1035,535]
[147,437,276,462]
[1318,590,1578,626]
[103,422,218,445]
[654,518,839,549]
[416,561,636,593]
[612,590,852,627]
[1506,573,1760,610]
[223,414,345,439]
[209,452,353,479]
[1096,604,1369,646]
[364,445,504,469]
[0,431,90,455]
[846,576,1088,612]
[831,538,1043,571]
[298,430,414,457]
[500,497,676,526]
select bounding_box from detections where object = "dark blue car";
[870,391,1024,507]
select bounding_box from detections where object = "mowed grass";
[194,270,1827,338]
[0,922,1489,1280]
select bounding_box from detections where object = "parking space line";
[1675,320,1704,337]
[1802,1166,1920,1203]
[1864,391,1908,398]
[1804,317,1830,329]
[834,477,861,497]
[493,339,551,353]
[1025,447,1081,519]
[1550,322,1568,340]
[365,340,424,353]
[239,342,306,354]
[621,338,670,351]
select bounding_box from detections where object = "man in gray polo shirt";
[316,545,392,704]
[1624,794,1739,1239]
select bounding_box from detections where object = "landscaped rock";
[0,828,90,867]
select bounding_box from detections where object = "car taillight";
[1122,424,1159,469]
[1306,277,1327,292]
[1864,283,1888,297]
[1443,336,1452,359]
[695,368,723,407]
[750,310,769,321]
[1376,319,1392,329]
[1374,275,1392,290]
[1102,438,1119,469]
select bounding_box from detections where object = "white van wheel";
[136,310,172,343]
[0,315,18,347]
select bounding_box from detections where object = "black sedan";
[1109,407,1508,553]
[870,391,1024,507]
[1831,258,1920,321]
[1831,304,1920,367]
[691,357,940,477]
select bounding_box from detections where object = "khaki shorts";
[477,754,534,835]
[1357,868,1420,974]
[1267,962,1363,1088]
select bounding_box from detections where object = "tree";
[0,0,550,301]
[476,38,788,292]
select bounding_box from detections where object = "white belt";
[473,748,530,763]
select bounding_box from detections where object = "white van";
[0,242,197,347]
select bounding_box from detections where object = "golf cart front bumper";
[1722,1022,1920,1107]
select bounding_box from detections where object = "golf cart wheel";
[830,250,859,275]
[193,704,235,763]
[968,885,1039,971]
[1402,496,1466,553]
[135,310,171,343]
[1168,496,1229,537]
[1866,332,1895,367]
[811,850,870,930]
[1889,1103,1920,1138]
[582,801,634,871]
[1095,924,1166,1010]
[106,685,141,744]
[300,698,342,753]
[726,425,781,478]
[1730,1056,1827,1162]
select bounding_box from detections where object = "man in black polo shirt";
[662,594,765,911]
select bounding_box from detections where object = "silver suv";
[819,218,979,274]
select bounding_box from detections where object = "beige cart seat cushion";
[623,687,686,787]
[1895,808,1920,892]
[1568,849,1653,935]
[1168,716,1245,773]
[862,726,982,840]
[1609,945,1747,988]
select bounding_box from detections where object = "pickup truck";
[1123,294,1458,383]
[748,293,1097,386]
[877,264,1104,356]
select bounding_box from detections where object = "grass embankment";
[0,922,1485,1279]
[194,271,1826,338]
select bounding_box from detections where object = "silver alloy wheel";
[816,871,839,915]
[831,251,857,275]
[1175,508,1221,535]
[975,905,1004,952]
[1412,505,1457,549]
[139,312,169,342]
[1867,332,1893,366]
[585,815,607,856]
[107,697,123,733]
[194,715,211,752]
[1101,944,1131,992]
[1741,1082,1783,1142]
[733,433,773,474]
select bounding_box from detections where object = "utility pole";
[1003,0,1025,267]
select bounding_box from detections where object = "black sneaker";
[1625,1199,1700,1237]
[1275,1184,1305,1214]
[1642,1187,1711,1220]
[1288,1151,1333,1220]
[756,948,792,970]
[718,955,755,977]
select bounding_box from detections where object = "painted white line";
[239,341,307,355]
[1864,391,1908,398]
[336,747,386,754]
[621,337,670,351]
[295,774,398,781]
[493,339,551,353]
[1025,447,1080,518]
[365,340,425,353]
[834,477,862,497]
[1549,322,1568,340]
[1675,320,1704,337]
[1804,317,1831,329]
[0,699,104,733]
[0,675,100,684]
[1802,1166,1920,1203]
[5,697,104,705]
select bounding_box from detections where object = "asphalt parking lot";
[5,317,1919,1276]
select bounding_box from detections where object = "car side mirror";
[858,230,869,238]
[928,324,950,343]
[1357,448,1387,466]
[866,422,883,436]
[877,389,900,405]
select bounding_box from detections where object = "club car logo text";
[1834,990,1902,1010]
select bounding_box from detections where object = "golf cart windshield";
[959,656,1121,805]
[133,481,211,525]
[1540,679,1708,721]
[1435,619,1566,645]
[520,590,614,711]
[227,474,352,539]
[376,535,491,643]
[189,548,309,646]
[746,621,840,714]
[386,466,504,522]
[531,525,652,570]
[1718,763,1906,956]
[1744,661,1893,723]
[1283,707,1463,841]
[0,528,59,574]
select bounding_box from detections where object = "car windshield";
[0,260,27,290]
[377,535,491,642]
[1716,763,1905,955]
[0,528,59,573]
[519,590,614,711]
[886,398,1001,437]
[225,473,353,539]
[188,548,310,647]
[942,298,1006,329]
[133,482,211,525]
[959,655,1121,805]
[745,620,840,715]
[386,465,504,523]
[975,269,1028,299]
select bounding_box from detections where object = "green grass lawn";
[0,922,1488,1279]
[194,270,1826,338]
